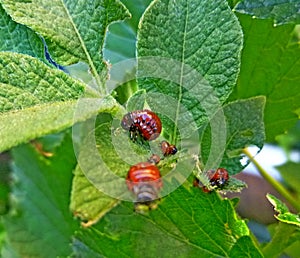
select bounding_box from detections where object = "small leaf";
[72,185,261,257]
[267,193,300,226]
[104,0,152,63]
[235,0,300,25]
[223,176,247,192]
[0,5,44,61]
[2,132,78,258]
[229,14,300,141]
[201,96,266,173]
[137,0,243,140]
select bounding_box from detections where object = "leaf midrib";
[172,2,188,144]
[60,0,104,94]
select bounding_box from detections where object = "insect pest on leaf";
[160,140,177,156]
[194,168,229,193]
[121,109,162,141]
[207,168,229,187]
[126,162,163,211]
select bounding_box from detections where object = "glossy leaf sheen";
[73,185,261,257]
[235,0,300,25]
[230,14,300,141]
[2,134,78,258]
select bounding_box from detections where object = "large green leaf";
[1,132,79,258]
[0,52,124,152]
[0,5,44,61]
[229,14,300,141]
[70,105,200,224]
[137,0,243,142]
[234,0,300,25]
[1,0,130,92]
[70,97,264,224]
[72,185,262,257]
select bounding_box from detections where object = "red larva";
[161,141,177,156]
[194,168,229,192]
[207,168,229,187]
[126,162,163,204]
[121,110,162,141]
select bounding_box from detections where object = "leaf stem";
[243,148,300,212]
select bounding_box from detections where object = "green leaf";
[1,132,79,258]
[1,0,130,92]
[104,0,152,63]
[276,121,300,155]
[283,238,300,258]
[0,52,84,112]
[126,89,147,111]
[70,165,120,227]
[71,110,197,224]
[235,0,300,25]
[0,96,120,152]
[0,153,10,215]
[229,14,300,141]
[227,0,240,9]
[72,238,103,258]
[229,236,263,258]
[201,96,266,173]
[276,161,300,194]
[263,221,300,257]
[72,185,261,257]
[0,5,44,61]
[267,193,300,226]
[71,113,151,225]
[137,0,243,140]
